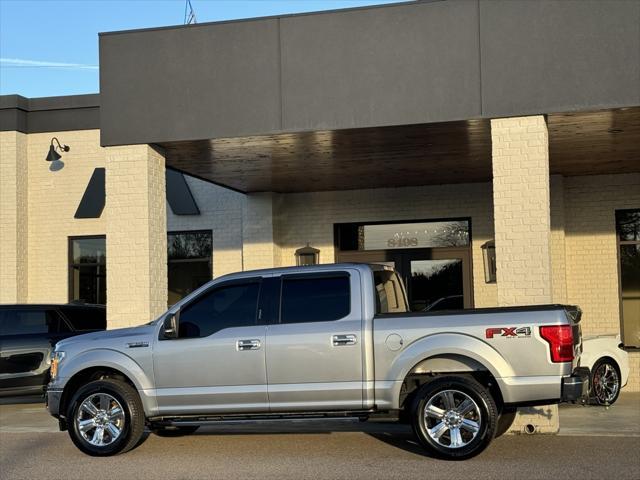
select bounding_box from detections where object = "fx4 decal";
[485,327,531,339]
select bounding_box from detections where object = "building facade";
[1,0,639,393]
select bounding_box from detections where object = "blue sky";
[0,0,404,97]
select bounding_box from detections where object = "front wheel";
[411,376,498,460]
[67,379,146,456]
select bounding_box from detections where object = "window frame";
[616,209,640,350]
[68,235,107,305]
[169,277,264,340]
[276,271,352,325]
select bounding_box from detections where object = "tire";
[410,376,498,460]
[495,407,517,438]
[152,425,200,437]
[66,379,146,456]
[591,358,621,405]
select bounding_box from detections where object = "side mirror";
[163,312,179,339]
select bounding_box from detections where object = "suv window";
[178,282,260,338]
[60,307,106,331]
[280,275,350,324]
[0,309,63,336]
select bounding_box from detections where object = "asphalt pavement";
[1,394,639,480]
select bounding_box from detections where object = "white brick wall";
[491,116,552,306]
[26,130,106,303]
[105,145,167,328]
[167,175,244,278]
[563,173,640,391]
[273,183,497,308]
[0,131,28,302]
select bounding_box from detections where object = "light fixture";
[295,243,320,266]
[46,137,70,162]
[481,240,496,283]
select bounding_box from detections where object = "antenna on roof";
[184,0,197,25]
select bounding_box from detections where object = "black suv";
[0,304,106,397]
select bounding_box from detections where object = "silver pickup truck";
[46,264,588,459]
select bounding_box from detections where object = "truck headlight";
[50,351,65,380]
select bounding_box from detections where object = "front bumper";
[561,367,590,402]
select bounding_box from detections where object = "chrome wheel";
[75,393,125,447]
[593,362,619,404]
[424,389,481,449]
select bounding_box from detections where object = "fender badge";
[485,327,531,339]
[126,341,149,348]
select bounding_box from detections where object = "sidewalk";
[558,393,640,437]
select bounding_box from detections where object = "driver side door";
[152,277,267,415]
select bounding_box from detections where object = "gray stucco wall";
[99,0,640,146]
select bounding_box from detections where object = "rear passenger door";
[265,270,364,411]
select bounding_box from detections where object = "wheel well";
[398,357,505,416]
[60,367,137,417]
[593,356,621,376]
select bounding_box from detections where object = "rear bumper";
[561,367,590,402]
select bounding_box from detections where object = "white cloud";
[0,58,98,70]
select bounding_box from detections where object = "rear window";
[0,309,63,335]
[374,270,408,314]
[280,275,350,324]
[60,307,106,331]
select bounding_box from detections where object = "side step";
[149,410,377,427]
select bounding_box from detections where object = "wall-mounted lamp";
[46,137,70,162]
[481,240,496,283]
[295,243,320,266]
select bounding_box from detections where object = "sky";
[0,0,405,98]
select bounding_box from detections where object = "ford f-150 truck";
[46,264,589,459]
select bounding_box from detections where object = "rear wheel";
[411,376,497,460]
[591,358,621,405]
[67,379,145,456]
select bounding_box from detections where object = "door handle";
[332,334,357,346]
[236,339,261,351]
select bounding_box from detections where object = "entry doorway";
[334,219,473,312]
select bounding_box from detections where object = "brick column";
[0,131,28,303]
[105,145,167,329]
[491,116,558,434]
[242,193,279,271]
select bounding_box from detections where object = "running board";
[148,410,376,426]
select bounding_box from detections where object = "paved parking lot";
[1,394,639,480]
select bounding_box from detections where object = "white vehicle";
[581,335,629,405]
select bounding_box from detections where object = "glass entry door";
[335,247,472,312]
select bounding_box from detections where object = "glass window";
[60,307,106,331]
[69,237,106,305]
[168,231,212,306]
[0,309,61,336]
[178,282,260,338]
[617,210,640,348]
[280,276,350,324]
[336,220,469,251]
[410,259,463,312]
[374,270,408,314]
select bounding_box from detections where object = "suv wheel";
[411,376,497,460]
[67,379,145,456]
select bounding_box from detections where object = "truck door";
[152,277,268,415]
[265,270,364,411]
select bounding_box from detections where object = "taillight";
[540,325,574,363]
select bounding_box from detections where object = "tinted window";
[0,309,61,336]
[178,282,260,338]
[61,307,106,331]
[426,295,464,311]
[280,276,350,324]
